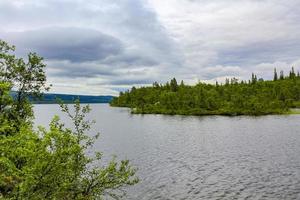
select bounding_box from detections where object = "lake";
[33,104,300,200]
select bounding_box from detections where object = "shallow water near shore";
[34,104,300,200]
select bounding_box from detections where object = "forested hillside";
[111,68,300,115]
[10,92,114,104]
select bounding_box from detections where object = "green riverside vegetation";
[0,40,138,199]
[111,69,300,116]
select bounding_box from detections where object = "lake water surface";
[34,104,300,200]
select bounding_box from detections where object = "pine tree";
[165,82,170,90]
[273,68,278,81]
[251,73,257,84]
[153,82,159,88]
[225,78,230,85]
[170,78,178,92]
[180,80,185,87]
[280,70,284,80]
[290,67,296,79]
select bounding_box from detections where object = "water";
[33,104,300,200]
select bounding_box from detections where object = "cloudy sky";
[1,0,300,95]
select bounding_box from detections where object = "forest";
[111,68,300,116]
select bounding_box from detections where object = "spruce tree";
[273,68,278,81]
[180,80,185,87]
[290,67,296,79]
[170,78,178,92]
[280,70,284,80]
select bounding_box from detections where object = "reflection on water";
[34,104,300,200]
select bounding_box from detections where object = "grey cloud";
[101,53,159,67]
[108,78,155,85]
[216,39,300,66]
[1,0,300,95]
[0,0,183,67]
[45,60,116,78]
[2,27,123,62]
[0,0,183,87]
[89,78,155,86]
[202,66,246,80]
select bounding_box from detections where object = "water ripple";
[34,105,300,200]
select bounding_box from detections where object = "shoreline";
[110,105,300,116]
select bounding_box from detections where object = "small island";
[110,68,300,116]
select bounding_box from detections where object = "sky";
[1,0,300,95]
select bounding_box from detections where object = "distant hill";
[11,92,114,104]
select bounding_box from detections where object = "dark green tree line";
[111,69,300,116]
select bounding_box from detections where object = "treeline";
[0,40,137,199]
[18,92,114,104]
[110,68,300,116]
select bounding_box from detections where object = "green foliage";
[0,82,23,135]
[111,69,300,116]
[0,102,138,199]
[0,39,49,122]
[0,40,138,199]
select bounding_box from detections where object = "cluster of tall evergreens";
[0,40,137,199]
[111,68,300,116]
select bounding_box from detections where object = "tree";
[273,68,278,81]
[0,82,16,135]
[0,101,138,199]
[230,77,238,84]
[289,67,296,79]
[0,39,49,121]
[225,78,230,85]
[170,78,178,92]
[280,70,284,80]
[153,82,160,88]
[0,40,138,199]
[180,80,185,87]
[251,73,257,84]
[0,82,12,115]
